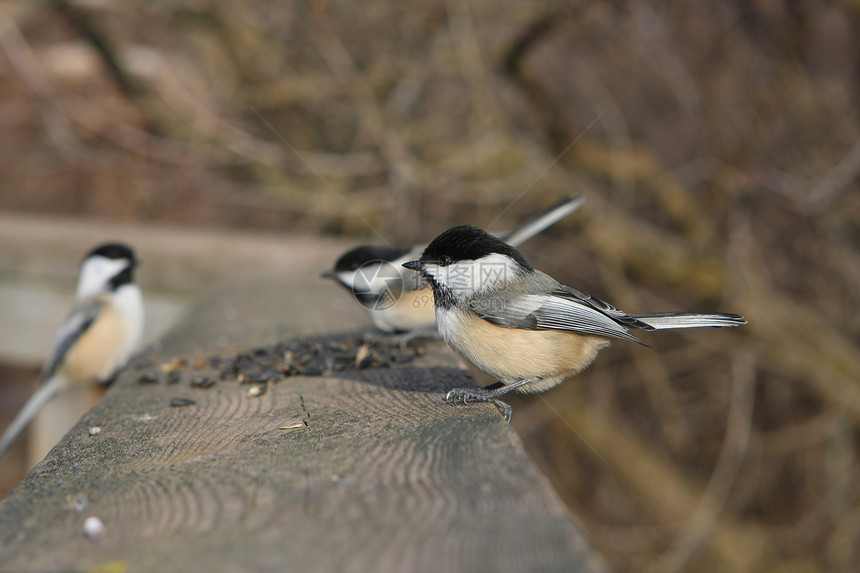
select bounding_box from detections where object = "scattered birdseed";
[278,421,305,431]
[190,376,215,389]
[247,384,267,398]
[84,516,106,541]
[299,360,326,376]
[136,373,158,385]
[261,369,282,382]
[160,358,187,373]
[138,333,427,401]
[354,344,371,368]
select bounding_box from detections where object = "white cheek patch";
[432,253,520,295]
[441,261,476,293]
[335,270,361,289]
[421,263,442,282]
[340,262,403,295]
[76,256,129,298]
[421,263,463,305]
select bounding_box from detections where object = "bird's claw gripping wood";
[444,387,514,422]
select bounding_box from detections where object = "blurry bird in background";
[0,243,144,465]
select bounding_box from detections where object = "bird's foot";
[444,386,513,422]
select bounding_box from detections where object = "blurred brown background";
[1,1,858,571]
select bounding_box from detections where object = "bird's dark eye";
[439,255,453,266]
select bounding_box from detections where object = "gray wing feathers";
[470,288,744,343]
[631,312,747,329]
[531,296,648,343]
[471,294,648,344]
[556,285,655,330]
[41,297,104,381]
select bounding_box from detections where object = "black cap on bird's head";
[403,225,533,272]
[86,242,138,266]
[322,245,411,281]
[329,245,410,274]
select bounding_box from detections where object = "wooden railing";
[0,279,606,572]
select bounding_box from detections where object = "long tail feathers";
[0,376,65,460]
[499,195,585,247]
[631,312,747,330]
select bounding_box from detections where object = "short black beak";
[320,269,336,280]
[402,260,422,271]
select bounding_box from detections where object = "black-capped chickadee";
[403,225,746,421]
[322,196,585,334]
[0,243,144,459]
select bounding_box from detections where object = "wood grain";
[0,278,606,573]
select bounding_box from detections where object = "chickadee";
[322,196,585,334]
[0,243,144,459]
[403,225,746,421]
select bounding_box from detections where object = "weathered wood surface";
[0,277,606,573]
